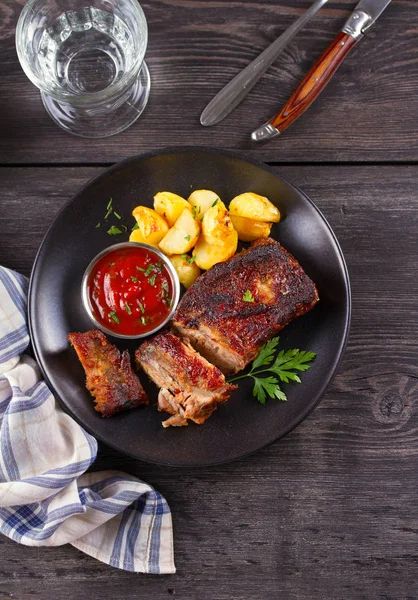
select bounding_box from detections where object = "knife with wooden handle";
[200,0,329,127]
[251,0,393,142]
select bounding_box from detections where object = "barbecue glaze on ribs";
[172,238,319,374]
[68,329,148,417]
[135,330,237,427]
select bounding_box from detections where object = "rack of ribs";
[135,330,237,427]
[172,237,319,374]
[68,329,148,417]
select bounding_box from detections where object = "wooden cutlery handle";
[270,32,358,134]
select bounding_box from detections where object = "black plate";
[29,148,350,467]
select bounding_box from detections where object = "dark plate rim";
[28,146,351,467]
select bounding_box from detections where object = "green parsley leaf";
[270,349,317,383]
[252,337,280,370]
[252,376,285,405]
[148,274,156,286]
[181,254,196,265]
[162,281,169,293]
[184,235,191,241]
[131,276,137,283]
[107,226,122,235]
[132,223,139,231]
[166,297,173,308]
[137,300,145,314]
[136,266,145,272]
[125,303,132,315]
[269,367,301,384]
[273,349,317,371]
[104,199,114,220]
[211,198,219,207]
[141,316,147,326]
[95,222,101,228]
[109,311,120,324]
[113,211,122,220]
[243,289,255,303]
[144,264,154,277]
[192,206,197,220]
[228,336,316,404]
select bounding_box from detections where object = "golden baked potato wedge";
[158,208,200,255]
[188,190,220,222]
[229,192,280,223]
[154,192,191,227]
[193,232,237,271]
[201,200,236,247]
[130,206,169,247]
[168,254,201,289]
[230,215,272,242]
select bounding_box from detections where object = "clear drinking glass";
[16,0,150,138]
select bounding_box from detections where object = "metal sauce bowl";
[81,242,180,339]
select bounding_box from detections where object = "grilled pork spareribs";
[172,238,319,374]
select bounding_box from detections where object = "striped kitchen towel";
[0,266,175,574]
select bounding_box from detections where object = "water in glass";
[16,0,150,137]
[39,7,136,96]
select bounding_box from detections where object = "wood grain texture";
[1,165,418,599]
[1,0,417,164]
[270,32,358,133]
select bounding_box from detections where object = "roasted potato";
[130,206,169,247]
[158,208,200,255]
[196,200,238,268]
[229,192,280,223]
[168,254,201,289]
[154,192,191,227]
[201,200,236,247]
[188,190,220,222]
[230,215,272,242]
[192,234,237,271]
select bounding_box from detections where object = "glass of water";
[16,0,150,138]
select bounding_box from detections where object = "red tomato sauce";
[88,246,174,336]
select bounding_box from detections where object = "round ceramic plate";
[29,148,350,466]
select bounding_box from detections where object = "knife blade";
[200,0,329,127]
[251,0,392,142]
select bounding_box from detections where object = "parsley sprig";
[228,337,316,404]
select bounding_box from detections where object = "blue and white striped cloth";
[0,266,175,574]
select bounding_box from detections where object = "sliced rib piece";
[135,330,237,427]
[172,237,319,374]
[68,329,148,417]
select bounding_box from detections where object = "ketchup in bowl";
[83,244,179,338]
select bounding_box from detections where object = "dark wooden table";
[1,1,418,598]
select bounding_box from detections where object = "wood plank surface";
[1,0,417,164]
[1,164,418,600]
